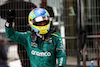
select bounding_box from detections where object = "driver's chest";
[31,37,56,52]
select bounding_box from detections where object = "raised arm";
[5,10,27,45]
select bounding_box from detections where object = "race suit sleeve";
[5,27,28,46]
[56,33,67,67]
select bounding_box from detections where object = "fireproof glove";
[6,9,15,23]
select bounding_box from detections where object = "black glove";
[6,9,15,23]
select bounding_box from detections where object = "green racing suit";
[5,27,66,67]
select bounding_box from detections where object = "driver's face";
[33,21,48,26]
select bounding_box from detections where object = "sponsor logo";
[44,38,52,43]
[59,57,63,66]
[31,42,37,47]
[31,50,51,57]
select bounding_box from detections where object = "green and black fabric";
[5,27,66,67]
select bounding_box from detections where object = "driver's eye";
[33,21,49,26]
[37,21,46,26]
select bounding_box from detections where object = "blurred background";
[0,0,100,67]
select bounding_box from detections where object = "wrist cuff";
[5,22,13,28]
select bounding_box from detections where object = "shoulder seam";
[51,33,59,37]
[27,31,32,34]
